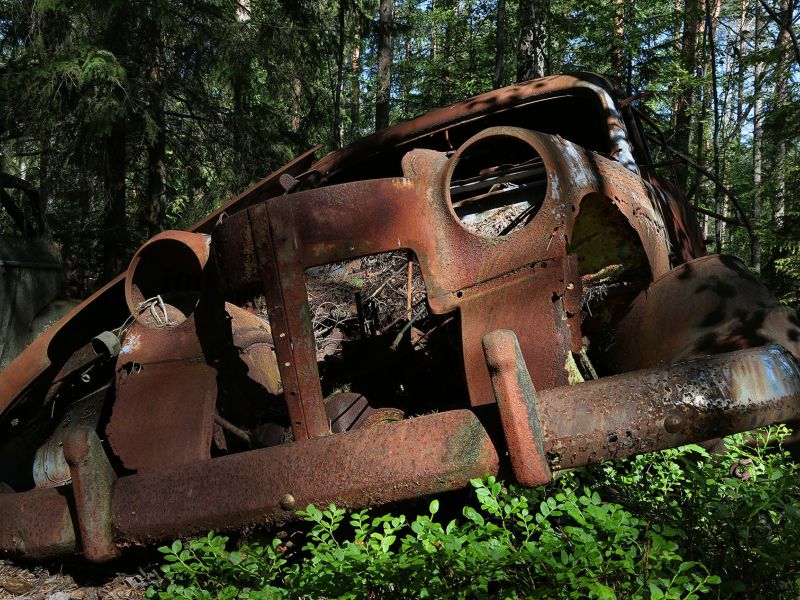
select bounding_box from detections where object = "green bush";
[147,426,800,599]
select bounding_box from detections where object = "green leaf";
[589,583,617,600]
[649,583,665,599]
[429,499,440,515]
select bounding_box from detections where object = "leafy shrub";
[147,426,800,599]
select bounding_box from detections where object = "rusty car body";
[2,72,800,562]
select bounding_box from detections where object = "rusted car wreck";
[2,73,800,563]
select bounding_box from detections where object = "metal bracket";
[482,329,552,487]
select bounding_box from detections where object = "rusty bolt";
[280,494,296,511]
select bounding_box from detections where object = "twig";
[406,256,413,321]
[412,316,455,347]
[390,307,427,351]
[689,204,741,226]
[663,141,753,241]
[215,415,252,445]
[367,262,409,300]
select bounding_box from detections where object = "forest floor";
[0,559,156,599]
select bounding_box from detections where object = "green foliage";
[146,426,800,599]
[600,425,800,597]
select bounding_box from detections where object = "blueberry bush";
[147,425,800,599]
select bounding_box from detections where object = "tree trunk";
[291,77,302,133]
[375,0,393,131]
[624,0,635,91]
[758,0,800,68]
[752,5,764,273]
[99,2,129,284]
[736,0,747,125]
[493,0,506,88]
[429,0,437,63]
[612,0,625,77]
[332,0,347,148]
[146,21,167,239]
[774,0,790,225]
[516,0,548,81]
[439,0,453,104]
[403,1,412,115]
[706,0,724,252]
[673,0,702,192]
[38,136,51,238]
[146,126,167,239]
[349,29,361,141]
[101,122,128,283]
[232,3,251,185]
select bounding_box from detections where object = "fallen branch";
[689,204,741,226]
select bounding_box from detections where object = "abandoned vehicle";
[2,72,800,563]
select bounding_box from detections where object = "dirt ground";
[0,560,156,600]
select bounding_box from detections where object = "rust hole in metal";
[121,362,143,375]
[446,134,547,237]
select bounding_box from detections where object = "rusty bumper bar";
[538,342,800,469]
[484,333,800,475]
[0,409,499,560]
[2,343,800,561]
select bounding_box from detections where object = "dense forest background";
[0,0,798,302]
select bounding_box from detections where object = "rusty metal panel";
[460,258,579,406]
[0,487,78,560]
[63,426,118,562]
[108,319,217,473]
[214,128,670,414]
[609,255,800,371]
[249,203,330,441]
[107,295,280,472]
